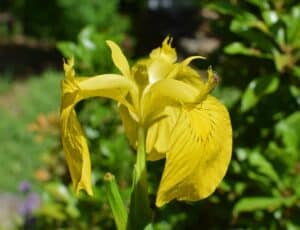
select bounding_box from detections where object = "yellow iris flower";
[60,37,232,207]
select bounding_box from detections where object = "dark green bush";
[194,0,300,228]
[0,0,128,40]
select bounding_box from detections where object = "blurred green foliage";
[55,0,130,75]
[57,25,129,75]
[202,0,300,228]
[0,71,61,192]
[0,0,128,40]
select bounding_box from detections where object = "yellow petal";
[174,65,206,88]
[61,69,138,195]
[60,79,93,196]
[150,36,177,63]
[141,79,199,124]
[78,74,139,117]
[148,58,173,83]
[181,55,206,66]
[147,37,178,83]
[63,58,75,80]
[146,106,180,161]
[155,95,232,207]
[106,40,131,78]
[118,104,138,148]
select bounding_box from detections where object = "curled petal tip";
[63,57,75,79]
[163,35,173,46]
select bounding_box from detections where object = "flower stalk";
[127,127,152,230]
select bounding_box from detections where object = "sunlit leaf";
[275,112,300,155]
[212,86,242,108]
[245,0,270,10]
[241,75,279,112]
[248,151,280,184]
[262,10,279,25]
[206,1,242,16]
[233,197,283,215]
[225,42,270,58]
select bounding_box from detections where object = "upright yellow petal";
[149,36,177,63]
[106,40,131,78]
[147,37,177,83]
[155,95,232,207]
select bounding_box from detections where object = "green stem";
[127,127,152,229]
[136,127,146,182]
[104,172,128,230]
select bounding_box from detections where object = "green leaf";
[262,10,279,25]
[78,26,96,50]
[56,41,77,58]
[282,5,300,47]
[275,27,286,47]
[241,75,279,112]
[275,112,300,155]
[212,86,241,108]
[224,42,270,58]
[206,1,242,16]
[44,182,71,203]
[273,49,291,72]
[292,66,300,79]
[245,0,270,10]
[37,203,66,220]
[230,13,270,35]
[289,85,300,104]
[248,151,280,184]
[233,197,283,215]
[241,83,258,112]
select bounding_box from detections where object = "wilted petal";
[155,95,232,207]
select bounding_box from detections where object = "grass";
[0,70,62,192]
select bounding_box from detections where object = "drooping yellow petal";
[106,40,131,78]
[60,61,138,196]
[155,95,232,207]
[60,79,93,196]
